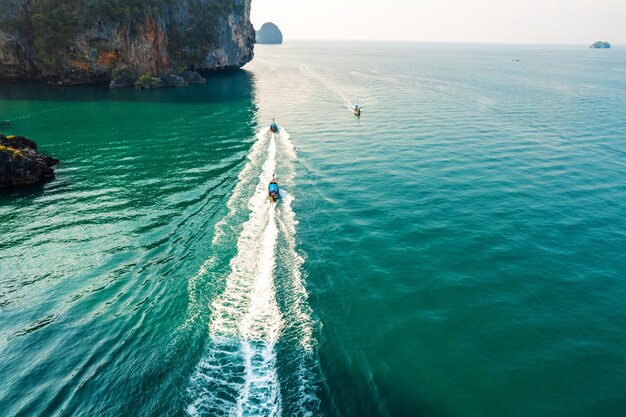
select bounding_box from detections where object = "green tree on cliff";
[30,0,80,68]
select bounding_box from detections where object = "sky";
[251,0,626,44]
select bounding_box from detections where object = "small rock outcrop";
[0,135,59,188]
[114,70,207,90]
[180,71,207,85]
[590,41,611,49]
[256,22,283,44]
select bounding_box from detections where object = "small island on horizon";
[256,22,283,45]
[590,41,611,48]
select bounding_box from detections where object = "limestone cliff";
[0,0,255,85]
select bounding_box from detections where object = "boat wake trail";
[180,128,272,332]
[186,128,320,417]
[299,64,369,113]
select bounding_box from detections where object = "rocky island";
[590,41,611,49]
[256,22,283,44]
[0,0,255,89]
[0,135,58,188]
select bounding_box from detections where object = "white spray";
[186,127,319,416]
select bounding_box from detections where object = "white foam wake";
[186,128,320,416]
[235,205,282,416]
[276,129,314,351]
[187,131,283,417]
[180,128,271,332]
[274,132,321,415]
[209,132,278,337]
[213,127,273,246]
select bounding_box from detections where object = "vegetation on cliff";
[168,0,235,63]
[30,0,80,68]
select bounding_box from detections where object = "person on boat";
[354,104,361,116]
[268,176,279,202]
[270,119,278,133]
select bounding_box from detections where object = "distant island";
[256,22,283,44]
[590,41,611,49]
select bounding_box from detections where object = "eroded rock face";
[0,32,39,80]
[256,22,283,45]
[0,135,59,188]
[0,0,255,86]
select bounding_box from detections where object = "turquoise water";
[1,42,626,417]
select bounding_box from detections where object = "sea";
[1,41,626,417]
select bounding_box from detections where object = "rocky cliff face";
[0,0,255,85]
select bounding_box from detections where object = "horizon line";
[261,38,622,47]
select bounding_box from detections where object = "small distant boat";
[270,119,278,133]
[268,175,280,203]
[354,105,361,117]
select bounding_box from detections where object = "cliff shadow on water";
[0,70,255,105]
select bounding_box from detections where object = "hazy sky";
[251,0,626,44]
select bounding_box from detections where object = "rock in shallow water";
[110,70,205,89]
[160,73,188,88]
[0,135,59,188]
[180,71,207,85]
[109,68,137,89]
